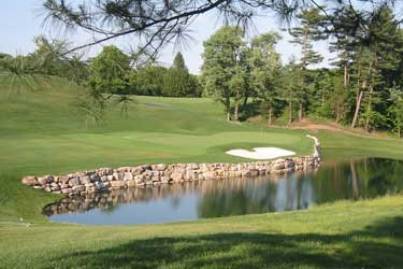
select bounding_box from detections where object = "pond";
[45,158,403,225]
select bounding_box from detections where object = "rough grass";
[0,77,403,268]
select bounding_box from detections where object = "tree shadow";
[238,100,261,122]
[51,216,403,268]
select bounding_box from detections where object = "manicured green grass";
[1,196,403,268]
[0,77,403,268]
[0,78,313,223]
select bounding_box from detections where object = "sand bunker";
[226,147,296,160]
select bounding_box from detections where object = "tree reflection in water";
[44,158,403,225]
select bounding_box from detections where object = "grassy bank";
[1,196,403,268]
[0,78,403,268]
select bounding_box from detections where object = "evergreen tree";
[88,45,130,95]
[330,5,361,90]
[163,52,200,97]
[129,65,167,96]
[173,52,187,71]
[290,8,325,121]
[279,60,300,125]
[388,88,403,137]
[350,6,403,130]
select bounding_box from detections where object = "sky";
[0,1,353,74]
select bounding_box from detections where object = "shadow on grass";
[50,216,403,268]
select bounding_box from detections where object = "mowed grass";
[0,77,403,268]
[1,196,403,268]
[0,77,313,223]
[0,77,313,176]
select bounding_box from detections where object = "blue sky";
[0,1,345,74]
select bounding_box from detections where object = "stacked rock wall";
[22,137,321,197]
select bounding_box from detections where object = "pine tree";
[350,6,403,130]
[88,45,130,95]
[290,8,324,121]
[173,52,187,71]
[330,5,362,90]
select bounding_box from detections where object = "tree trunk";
[233,100,239,121]
[225,97,231,121]
[336,106,341,123]
[268,105,272,126]
[364,84,374,131]
[351,90,363,128]
[288,100,293,126]
[242,95,248,109]
[298,103,303,122]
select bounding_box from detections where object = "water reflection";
[45,158,403,225]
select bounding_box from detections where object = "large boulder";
[90,174,101,182]
[58,176,70,184]
[110,180,126,188]
[97,168,113,176]
[61,187,72,194]
[21,176,38,186]
[38,175,54,185]
[80,176,91,185]
[160,176,171,184]
[72,185,85,193]
[152,164,167,171]
[134,175,144,184]
[171,172,184,183]
[272,159,286,170]
[68,177,81,186]
[123,172,133,181]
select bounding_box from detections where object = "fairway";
[0,78,313,177]
[2,1,403,267]
[0,78,403,268]
[0,78,315,222]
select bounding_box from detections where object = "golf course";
[0,77,402,268]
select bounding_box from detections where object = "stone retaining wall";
[22,136,321,196]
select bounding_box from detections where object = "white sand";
[226,147,296,160]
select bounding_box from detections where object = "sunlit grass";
[0,77,402,268]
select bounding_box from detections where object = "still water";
[45,158,403,225]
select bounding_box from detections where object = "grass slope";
[1,196,403,268]
[0,77,403,268]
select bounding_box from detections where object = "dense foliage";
[200,6,403,136]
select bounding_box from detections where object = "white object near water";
[226,135,319,160]
[226,147,296,160]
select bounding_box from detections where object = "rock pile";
[22,136,321,196]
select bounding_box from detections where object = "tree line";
[1,3,402,136]
[0,38,201,98]
[201,5,403,136]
